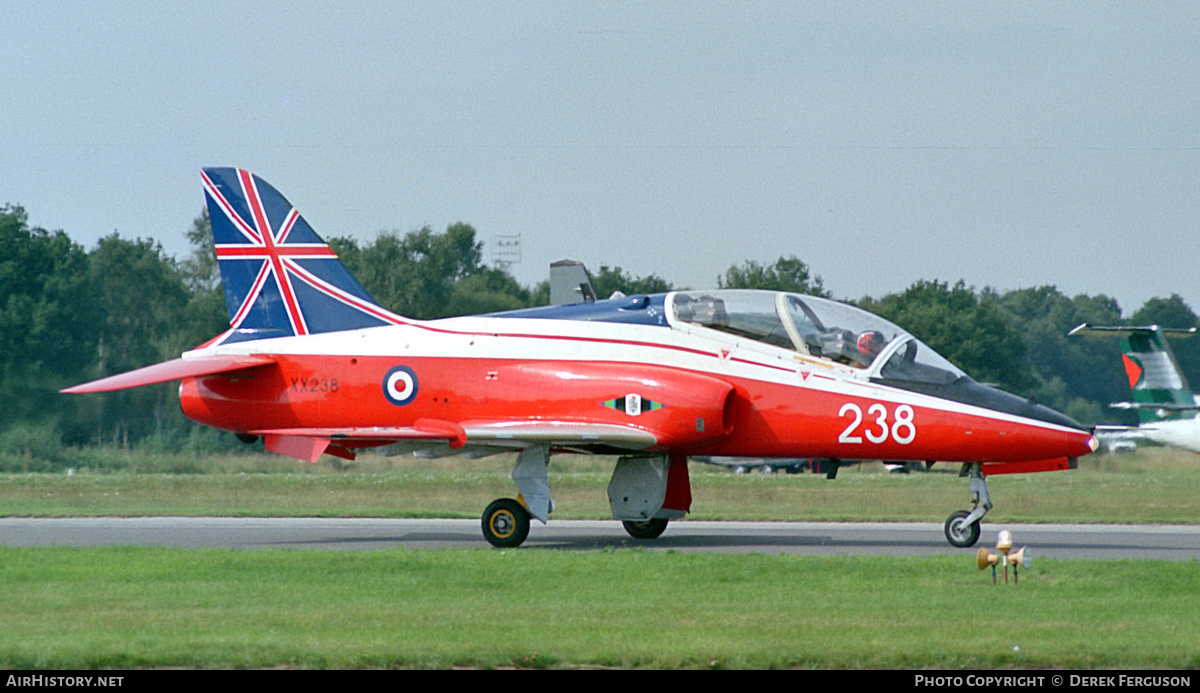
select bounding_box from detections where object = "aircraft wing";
[1110,401,1200,412]
[249,420,659,463]
[1094,424,1142,436]
[461,421,657,447]
[60,354,277,394]
[1069,324,1199,338]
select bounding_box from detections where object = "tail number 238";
[838,403,916,445]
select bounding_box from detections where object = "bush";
[0,422,64,471]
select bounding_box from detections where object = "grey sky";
[4,2,1198,315]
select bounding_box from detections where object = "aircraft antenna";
[490,234,521,271]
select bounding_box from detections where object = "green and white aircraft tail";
[1070,323,1200,452]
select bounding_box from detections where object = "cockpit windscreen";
[668,290,967,385]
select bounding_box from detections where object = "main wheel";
[944,510,981,548]
[622,518,669,540]
[482,498,530,548]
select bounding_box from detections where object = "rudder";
[201,167,403,345]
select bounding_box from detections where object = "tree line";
[3,203,1197,456]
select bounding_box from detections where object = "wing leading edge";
[249,421,660,463]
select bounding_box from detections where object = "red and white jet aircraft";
[65,168,1097,548]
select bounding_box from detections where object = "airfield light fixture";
[975,531,1031,584]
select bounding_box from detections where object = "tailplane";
[202,167,404,346]
[1070,324,1199,422]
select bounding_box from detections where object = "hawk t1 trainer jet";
[64,168,1097,548]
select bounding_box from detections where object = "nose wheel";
[482,498,531,548]
[944,510,981,548]
[943,463,991,548]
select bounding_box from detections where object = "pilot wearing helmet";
[855,330,886,367]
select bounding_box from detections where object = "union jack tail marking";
[201,168,406,345]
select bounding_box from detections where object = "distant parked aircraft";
[1071,323,1200,453]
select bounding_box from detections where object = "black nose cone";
[875,377,1087,431]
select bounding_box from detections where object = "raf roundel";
[383,366,418,406]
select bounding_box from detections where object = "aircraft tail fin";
[1070,324,1199,422]
[201,168,405,346]
[549,260,597,305]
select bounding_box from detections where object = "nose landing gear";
[944,509,981,548]
[944,463,991,548]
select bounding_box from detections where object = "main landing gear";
[943,462,992,548]
[480,502,672,546]
[482,498,530,548]
[478,450,690,548]
[480,445,550,548]
[621,518,670,540]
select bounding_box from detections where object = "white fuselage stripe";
[188,315,1079,435]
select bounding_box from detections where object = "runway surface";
[1,517,1197,560]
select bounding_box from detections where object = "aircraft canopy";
[668,290,967,386]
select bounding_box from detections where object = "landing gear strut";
[944,463,991,548]
[478,449,691,548]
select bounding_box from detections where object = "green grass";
[1,446,1198,669]
[1,447,1197,524]
[1,547,1197,669]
